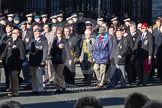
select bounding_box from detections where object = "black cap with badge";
[34,28,42,32]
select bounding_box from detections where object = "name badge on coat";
[25,37,29,43]
[144,40,148,45]
[12,45,17,49]
[69,42,72,46]
[35,45,43,50]
[119,45,123,49]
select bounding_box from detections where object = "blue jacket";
[93,33,112,64]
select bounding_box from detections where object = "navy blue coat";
[27,36,48,67]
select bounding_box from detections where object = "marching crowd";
[0,11,162,97]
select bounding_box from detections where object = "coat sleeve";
[128,35,134,50]
[87,39,95,52]
[133,34,140,51]
[79,43,84,61]
[119,39,127,57]
[75,38,81,58]
[108,37,113,57]
[65,41,72,61]
[19,39,26,62]
[0,44,8,60]
[92,39,97,59]
[41,39,48,63]
[0,35,4,45]
[26,38,33,53]
[148,34,153,57]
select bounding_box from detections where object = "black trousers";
[4,64,10,89]
[131,60,137,82]
[80,61,93,84]
[135,59,148,84]
[63,66,75,84]
[125,60,133,83]
[135,59,144,83]
[157,64,162,81]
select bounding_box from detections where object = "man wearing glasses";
[0,29,25,96]
[134,23,153,86]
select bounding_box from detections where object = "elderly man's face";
[130,26,136,33]
[64,28,71,36]
[116,30,123,38]
[12,29,19,38]
[141,27,147,33]
[108,28,115,36]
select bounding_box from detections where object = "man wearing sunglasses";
[0,29,25,96]
[134,23,153,86]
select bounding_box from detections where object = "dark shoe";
[84,81,91,86]
[6,88,11,92]
[1,88,10,92]
[69,81,74,84]
[128,82,133,85]
[8,93,19,97]
[96,84,103,88]
[49,81,54,84]
[19,77,24,85]
[137,82,142,86]
[106,85,115,89]
[54,89,61,94]
[61,88,66,93]
[24,84,32,90]
[82,79,86,83]
[31,92,40,95]
[119,86,126,89]
[142,83,147,86]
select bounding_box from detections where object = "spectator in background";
[124,92,150,108]
[74,96,103,108]
[148,26,153,33]
[26,13,33,24]
[0,17,6,38]
[137,23,142,33]
[0,100,23,108]
[13,17,21,29]
[44,24,56,83]
[143,100,162,108]
[50,15,57,25]
[6,14,14,25]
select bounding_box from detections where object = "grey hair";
[130,24,136,28]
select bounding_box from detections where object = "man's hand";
[93,58,95,63]
[58,44,64,49]
[69,60,72,66]
[148,56,152,65]
[74,58,78,63]
[0,60,2,63]
[40,62,46,67]
[80,59,83,63]
[118,55,122,58]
